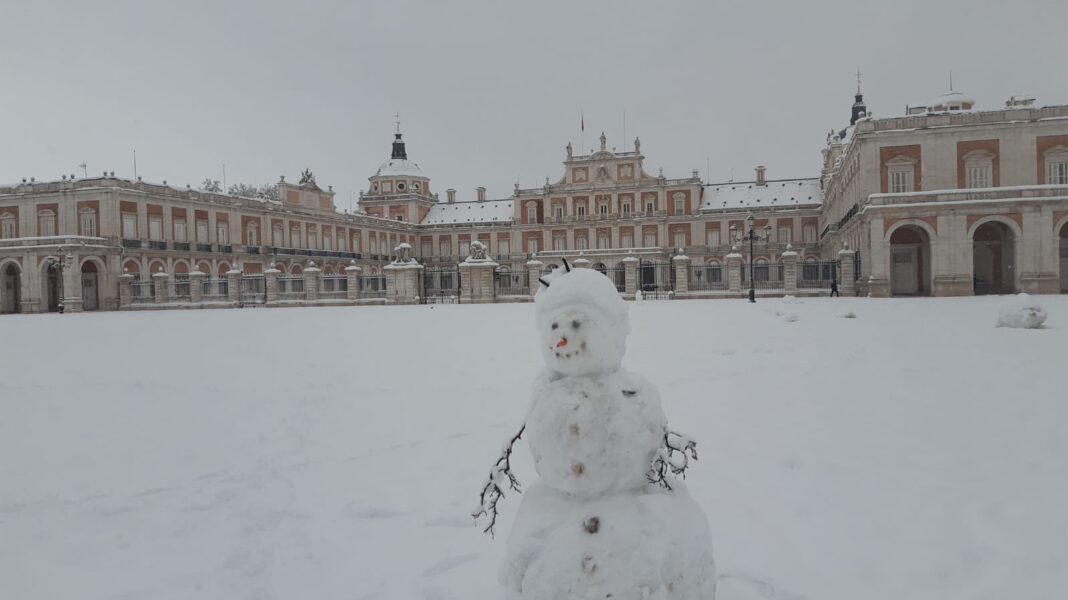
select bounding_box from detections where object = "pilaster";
[837,245,855,296]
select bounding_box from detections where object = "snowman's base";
[500,481,715,600]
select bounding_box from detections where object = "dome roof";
[375,159,424,178]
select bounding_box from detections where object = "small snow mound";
[781,295,802,305]
[839,310,857,319]
[996,294,1047,329]
[782,313,799,323]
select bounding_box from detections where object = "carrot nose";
[556,338,568,348]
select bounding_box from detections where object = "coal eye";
[551,322,558,330]
[571,320,581,329]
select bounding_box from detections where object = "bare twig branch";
[472,424,526,536]
[647,429,698,491]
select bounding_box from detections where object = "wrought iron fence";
[278,276,304,299]
[170,276,191,301]
[494,269,529,296]
[131,280,154,303]
[741,263,785,291]
[798,260,840,289]
[203,279,228,299]
[638,261,673,293]
[689,264,727,291]
[422,267,460,303]
[320,276,348,299]
[240,275,266,304]
[593,265,627,292]
[359,275,386,298]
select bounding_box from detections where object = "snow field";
[1,295,1067,599]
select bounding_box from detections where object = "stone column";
[303,261,321,302]
[726,248,743,294]
[526,259,543,299]
[459,259,498,304]
[189,269,206,303]
[781,245,798,295]
[263,265,281,303]
[62,257,83,313]
[838,244,856,296]
[118,272,134,308]
[344,261,362,301]
[153,270,170,304]
[226,268,242,303]
[672,254,690,294]
[622,256,639,296]
[866,217,890,297]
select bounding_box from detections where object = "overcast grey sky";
[4,0,1067,207]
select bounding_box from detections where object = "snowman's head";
[534,264,630,377]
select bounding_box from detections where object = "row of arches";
[886,217,1065,296]
[0,256,107,314]
[119,259,381,279]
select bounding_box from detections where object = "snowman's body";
[497,267,715,599]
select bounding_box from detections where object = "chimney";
[446,188,456,203]
[476,186,486,202]
[755,165,767,186]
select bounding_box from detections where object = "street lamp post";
[730,213,773,303]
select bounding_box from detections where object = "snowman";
[474,261,716,600]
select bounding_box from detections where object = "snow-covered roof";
[700,178,822,211]
[375,159,424,178]
[421,199,514,225]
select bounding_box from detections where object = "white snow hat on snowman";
[534,260,630,374]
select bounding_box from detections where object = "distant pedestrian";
[830,280,840,297]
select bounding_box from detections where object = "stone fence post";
[189,269,206,303]
[153,270,170,304]
[622,256,639,297]
[226,268,242,303]
[118,272,134,308]
[303,261,321,302]
[264,265,281,303]
[526,259,543,299]
[344,261,362,301]
[459,258,498,304]
[672,254,690,295]
[839,244,856,296]
[573,256,591,269]
[781,245,798,295]
[726,248,742,294]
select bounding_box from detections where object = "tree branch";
[647,429,698,491]
[472,424,526,536]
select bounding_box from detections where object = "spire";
[391,115,408,161]
[850,69,867,126]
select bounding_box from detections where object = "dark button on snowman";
[475,261,716,599]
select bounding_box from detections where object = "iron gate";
[240,274,266,305]
[421,266,460,304]
[638,261,673,298]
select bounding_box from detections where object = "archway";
[973,221,1015,295]
[80,261,100,311]
[217,263,231,277]
[43,260,62,312]
[889,225,931,296]
[1059,221,1068,293]
[1,263,21,314]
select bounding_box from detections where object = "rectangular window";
[439,240,452,257]
[646,201,655,214]
[39,214,56,237]
[803,225,817,244]
[122,214,137,238]
[353,236,361,253]
[643,232,656,247]
[673,231,686,249]
[498,239,510,255]
[576,236,588,250]
[1047,161,1068,185]
[706,229,721,248]
[308,230,318,249]
[1,219,15,239]
[966,165,990,189]
[526,238,538,254]
[553,236,566,251]
[291,228,301,247]
[621,233,634,248]
[554,206,564,220]
[323,235,332,251]
[599,204,608,216]
[421,242,433,257]
[526,205,538,223]
[890,169,913,193]
[216,223,229,244]
[597,235,609,249]
[174,220,187,242]
[247,226,258,246]
[197,221,208,243]
[338,235,346,252]
[149,218,163,241]
[622,203,631,216]
[576,206,586,219]
[673,197,685,214]
[777,228,791,245]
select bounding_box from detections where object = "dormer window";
[373,183,379,193]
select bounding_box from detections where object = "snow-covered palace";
[1,87,1068,313]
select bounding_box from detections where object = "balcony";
[173,242,191,251]
[867,184,1068,208]
[147,240,167,250]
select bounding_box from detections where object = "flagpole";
[581,110,585,155]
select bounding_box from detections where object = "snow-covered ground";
[2,296,1066,600]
